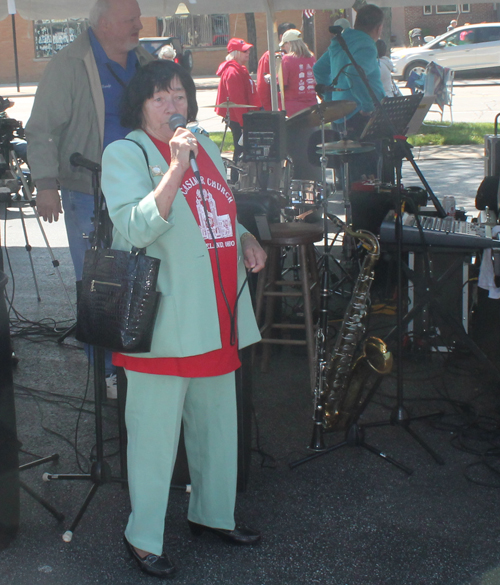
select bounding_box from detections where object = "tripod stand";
[1,140,77,321]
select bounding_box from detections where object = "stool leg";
[307,243,320,310]
[299,244,316,391]
[261,246,280,372]
[255,244,270,326]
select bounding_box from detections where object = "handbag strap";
[122,138,150,167]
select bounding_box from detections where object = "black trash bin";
[0,270,19,550]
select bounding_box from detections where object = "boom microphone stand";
[42,155,125,542]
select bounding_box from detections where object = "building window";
[33,19,88,58]
[157,14,229,48]
[423,5,433,14]
[461,4,470,12]
[436,5,458,14]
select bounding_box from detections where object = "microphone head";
[168,113,187,133]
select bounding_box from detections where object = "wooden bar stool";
[255,222,324,389]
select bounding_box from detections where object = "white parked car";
[391,23,500,80]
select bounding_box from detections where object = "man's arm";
[25,57,74,221]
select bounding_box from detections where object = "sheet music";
[405,96,434,136]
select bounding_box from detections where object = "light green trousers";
[123,370,238,555]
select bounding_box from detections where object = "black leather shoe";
[188,520,261,545]
[123,536,176,578]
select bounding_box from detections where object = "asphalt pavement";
[0,75,499,585]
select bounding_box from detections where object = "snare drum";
[288,180,320,207]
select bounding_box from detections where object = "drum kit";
[211,98,380,258]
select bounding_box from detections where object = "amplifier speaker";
[242,111,287,163]
[484,134,500,177]
[0,271,19,549]
[406,250,471,346]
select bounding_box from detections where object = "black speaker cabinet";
[0,271,20,549]
[242,111,287,163]
[116,346,253,493]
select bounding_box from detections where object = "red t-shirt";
[113,136,241,377]
[281,54,317,117]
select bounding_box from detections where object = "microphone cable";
[168,114,250,346]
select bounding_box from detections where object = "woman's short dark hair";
[376,39,387,58]
[120,60,198,130]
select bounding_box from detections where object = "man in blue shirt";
[313,5,385,181]
[26,0,153,390]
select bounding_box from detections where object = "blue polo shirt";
[88,28,139,149]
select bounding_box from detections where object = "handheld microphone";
[168,113,199,176]
[70,152,101,173]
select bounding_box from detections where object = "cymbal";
[286,100,357,127]
[209,101,260,108]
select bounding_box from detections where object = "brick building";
[391,3,500,47]
[0,10,339,84]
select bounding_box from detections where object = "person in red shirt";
[256,22,296,111]
[279,29,317,117]
[215,38,261,182]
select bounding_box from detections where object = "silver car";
[391,23,500,80]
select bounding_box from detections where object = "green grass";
[209,122,493,150]
[210,132,234,152]
[407,121,495,146]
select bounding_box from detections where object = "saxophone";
[319,220,393,435]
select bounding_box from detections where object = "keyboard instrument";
[379,211,500,249]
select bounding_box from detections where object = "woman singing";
[101,60,266,579]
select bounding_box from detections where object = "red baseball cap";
[227,38,253,52]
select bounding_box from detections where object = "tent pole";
[264,0,278,111]
[10,14,20,92]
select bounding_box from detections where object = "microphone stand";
[324,29,444,467]
[42,160,127,542]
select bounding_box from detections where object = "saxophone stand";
[41,158,126,542]
[290,217,412,475]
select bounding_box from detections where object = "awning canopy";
[0,0,494,21]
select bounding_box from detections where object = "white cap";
[279,29,302,47]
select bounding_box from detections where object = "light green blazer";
[101,129,261,359]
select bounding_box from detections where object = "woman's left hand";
[241,233,267,273]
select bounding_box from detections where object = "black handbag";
[75,246,161,353]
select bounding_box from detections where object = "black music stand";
[360,95,447,219]
[360,96,446,468]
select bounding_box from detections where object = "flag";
[303,9,316,19]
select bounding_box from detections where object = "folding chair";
[422,61,454,127]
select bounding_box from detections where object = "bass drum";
[286,124,340,182]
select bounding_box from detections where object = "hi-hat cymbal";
[209,101,260,108]
[317,140,366,150]
[316,142,375,155]
[286,100,357,127]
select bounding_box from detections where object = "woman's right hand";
[169,128,198,174]
[154,128,199,219]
